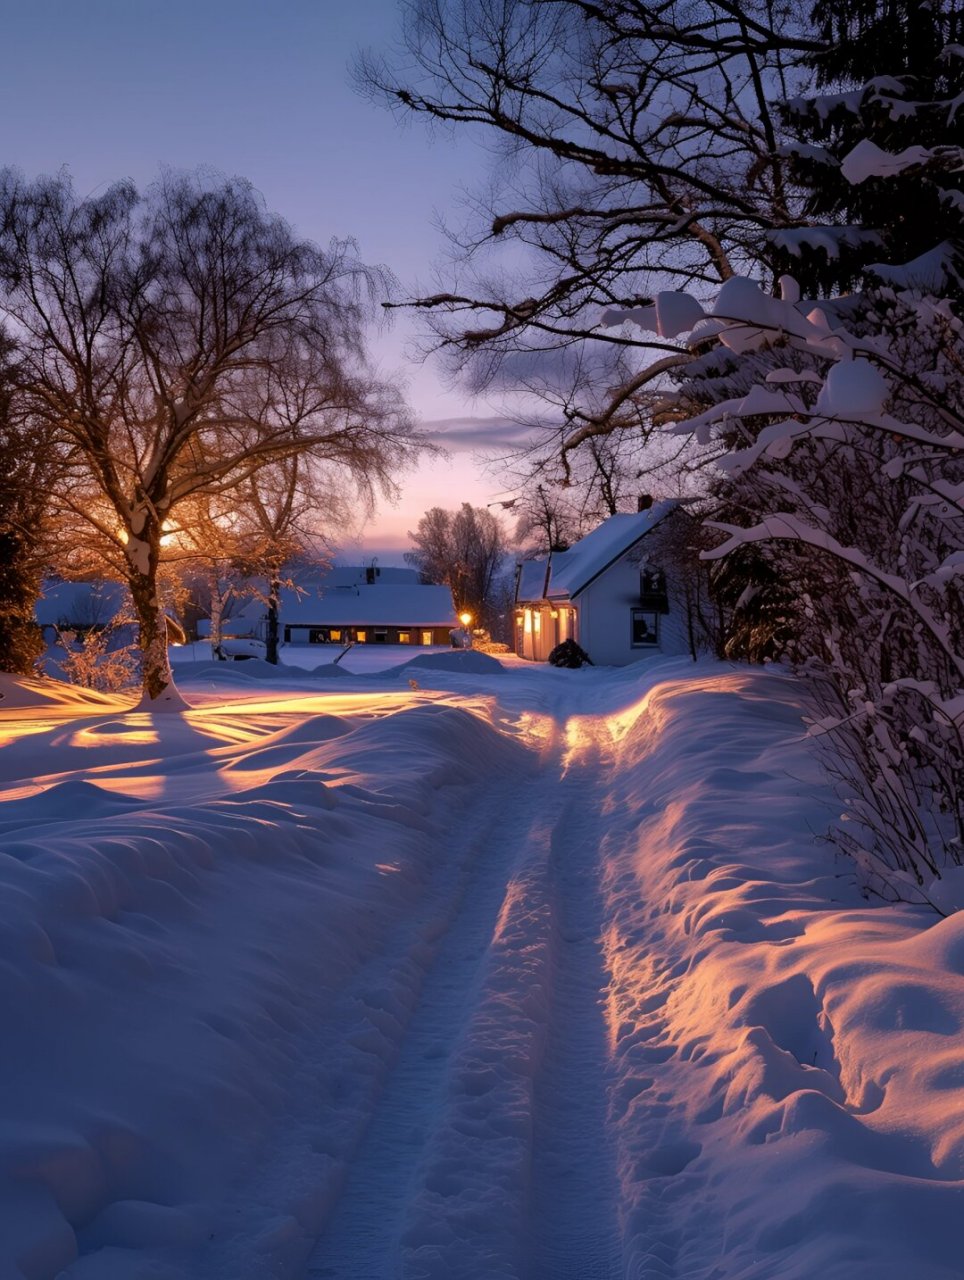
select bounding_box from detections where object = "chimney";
[637,494,653,512]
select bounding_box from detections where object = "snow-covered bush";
[650,279,964,903]
[611,11,964,905]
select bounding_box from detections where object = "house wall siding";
[576,551,690,665]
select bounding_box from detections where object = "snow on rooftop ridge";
[246,581,456,626]
[324,565,420,586]
[545,502,678,600]
[516,558,550,601]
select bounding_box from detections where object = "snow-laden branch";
[703,514,964,678]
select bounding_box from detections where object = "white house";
[213,565,458,648]
[514,502,691,664]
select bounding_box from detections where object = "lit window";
[355,630,367,643]
[330,628,342,642]
[399,631,411,644]
[421,630,432,645]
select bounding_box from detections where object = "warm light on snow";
[0,654,960,1277]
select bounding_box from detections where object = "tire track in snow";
[305,768,556,1280]
[184,759,536,1280]
[309,711,629,1280]
[527,736,624,1280]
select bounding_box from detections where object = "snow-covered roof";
[516,559,550,601]
[252,582,456,627]
[325,565,420,587]
[516,502,678,603]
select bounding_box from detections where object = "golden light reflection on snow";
[92,773,167,800]
[0,683,493,809]
[69,715,160,748]
[515,711,557,754]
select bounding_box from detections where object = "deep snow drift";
[0,652,961,1279]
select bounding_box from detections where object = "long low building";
[222,566,459,648]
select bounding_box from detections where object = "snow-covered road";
[0,651,962,1279]
[306,704,626,1280]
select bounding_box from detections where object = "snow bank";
[377,650,508,679]
[599,666,964,1279]
[1,660,961,1277]
[0,675,531,1279]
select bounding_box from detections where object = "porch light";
[459,611,473,627]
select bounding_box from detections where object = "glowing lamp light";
[459,611,473,627]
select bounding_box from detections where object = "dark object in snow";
[547,639,593,668]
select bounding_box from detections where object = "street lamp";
[458,611,473,628]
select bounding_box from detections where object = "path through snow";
[1,655,962,1280]
[305,704,625,1280]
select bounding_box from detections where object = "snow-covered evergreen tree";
[776,0,964,296]
[616,0,964,899]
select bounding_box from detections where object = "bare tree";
[406,503,510,630]
[511,483,577,555]
[235,454,369,664]
[360,0,815,480]
[0,170,416,704]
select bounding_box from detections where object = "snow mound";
[175,659,299,683]
[379,650,507,678]
[0,780,143,833]
[0,658,961,1278]
[0,673,124,711]
[598,667,964,1279]
[307,662,353,678]
[0,683,531,1277]
[177,658,354,684]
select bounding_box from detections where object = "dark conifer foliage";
[0,340,48,675]
[777,0,964,295]
[0,529,44,675]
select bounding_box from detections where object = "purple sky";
[1,0,529,560]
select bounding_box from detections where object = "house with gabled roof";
[514,500,691,664]
[207,565,458,649]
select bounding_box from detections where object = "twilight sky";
[0,0,528,561]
